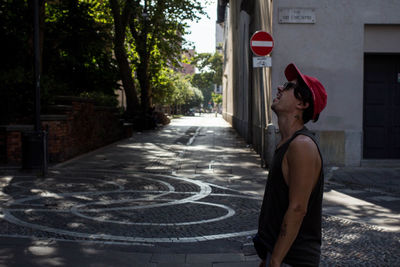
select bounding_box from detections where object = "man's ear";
[296,100,309,110]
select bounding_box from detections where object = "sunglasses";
[282,82,297,91]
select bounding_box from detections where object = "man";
[254,63,328,267]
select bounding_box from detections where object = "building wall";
[222,4,233,126]
[222,0,400,167]
[222,0,273,164]
[271,0,400,166]
[180,49,195,75]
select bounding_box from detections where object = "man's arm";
[269,136,321,266]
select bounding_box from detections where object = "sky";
[184,0,217,54]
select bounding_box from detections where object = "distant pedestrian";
[254,63,327,267]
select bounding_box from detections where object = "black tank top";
[257,127,324,266]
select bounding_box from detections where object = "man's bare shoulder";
[282,134,321,186]
[284,134,321,187]
[288,135,318,155]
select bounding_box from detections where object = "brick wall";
[43,99,127,163]
[0,125,33,165]
[0,130,5,163]
[0,97,131,165]
[6,131,22,163]
[42,119,69,162]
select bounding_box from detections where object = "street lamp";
[22,0,48,175]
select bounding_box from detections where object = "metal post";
[33,0,41,132]
[33,0,47,175]
[259,69,266,168]
[42,130,48,175]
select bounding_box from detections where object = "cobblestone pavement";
[0,170,260,249]
[0,114,399,266]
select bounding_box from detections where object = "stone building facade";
[218,0,400,166]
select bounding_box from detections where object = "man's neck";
[277,114,305,143]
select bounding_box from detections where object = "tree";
[190,52,223,107]
[43,1,119,98]
[212,92,222,105]
[1,0,209,126]
[190,72,214,107]
[109,0,206,121]
[0,0,35,124]
[151,67,177,107]
[211,92,222,114]
[183,86,203,112]
[152,68,203,114]
[0,0,122,125]
[109,0,140,115]
[172,74,205,114]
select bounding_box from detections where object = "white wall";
[271,0,400,165]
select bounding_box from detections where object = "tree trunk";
[128,3,153,117]
[110,0,139,117]
[137,62,151,114]
[115,45,139,115]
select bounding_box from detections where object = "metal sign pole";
[250,31,273,168]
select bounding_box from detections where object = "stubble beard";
[271,103,277,115]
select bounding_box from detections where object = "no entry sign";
[250,31,274,56]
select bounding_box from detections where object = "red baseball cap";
[284,63,327,121]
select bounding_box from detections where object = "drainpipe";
[259,70,266,168]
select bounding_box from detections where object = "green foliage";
[0,0,31,69]
[172,73,204,112]
[185,86,204,109]
[209,52,224,85]
[189,52,223,107]
[124,0,208,112]
[0,0,120,124]
[173,74,194,105]
[0,0,34,124]
[151,68,177,106]
[80,0,113,25]
[152,68,203,111]
[192,52,223,85]
[212,92,222,105]
[130,0,207,66]
[43,1,119,97]
[0,0,212,124]
[190,72,214,107]
[80,91,119,107]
